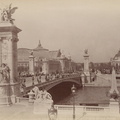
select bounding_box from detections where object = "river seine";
[57,88,82,105]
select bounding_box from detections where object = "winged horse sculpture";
[0,4,18,24]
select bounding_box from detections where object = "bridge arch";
[24,76,82,103]
[46,80,82,103]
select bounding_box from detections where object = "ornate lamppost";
[71,84,76,120]
[48,104,57,120]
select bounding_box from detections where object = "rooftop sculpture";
[0,4,18,24]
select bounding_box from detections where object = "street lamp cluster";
[71,84,76,120]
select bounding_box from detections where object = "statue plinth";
[0,22,21,33]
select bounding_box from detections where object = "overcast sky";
[1,0,120,63]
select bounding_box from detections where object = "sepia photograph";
[0,0,120,120]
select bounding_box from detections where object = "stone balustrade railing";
[54,105,110,113]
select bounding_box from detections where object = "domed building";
[111,49,120,73]
[17,41,76,75]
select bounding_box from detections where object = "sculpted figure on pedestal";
[0,4,18,23]
[0,63,10,83]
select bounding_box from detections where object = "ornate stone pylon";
[0,4,21,105]
[83,49,90,83]
[109,67,119,114]
[29,50,35,75]
[109,67,119,94]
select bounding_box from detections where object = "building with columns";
[18,41,76,75]
[112,50,120,68]
[110,49,120,74]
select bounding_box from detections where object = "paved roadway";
[0,103,120,120]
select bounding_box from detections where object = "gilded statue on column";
[0,4,18,24]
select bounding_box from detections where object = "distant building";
[111,49,120,73]
[112,49,120,66]
[18,41,76,75]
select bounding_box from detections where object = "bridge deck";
[21,74,81,95]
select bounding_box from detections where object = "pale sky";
[1,0,120,63]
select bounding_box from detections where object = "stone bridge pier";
[0,21,21,105]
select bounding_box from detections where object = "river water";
[56,86,115,105]
[56,88,83,105]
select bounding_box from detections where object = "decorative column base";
[0,83,12,106]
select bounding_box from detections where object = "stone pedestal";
[0,22,21,105]
[109,99,119,114]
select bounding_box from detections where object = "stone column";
[7,37,18,83]
[29,53,35,75]
[0,22,21,105]
[109,67,119,114]
[42,58,49,74]
[109,68,119,94]
[83,49,90,83]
